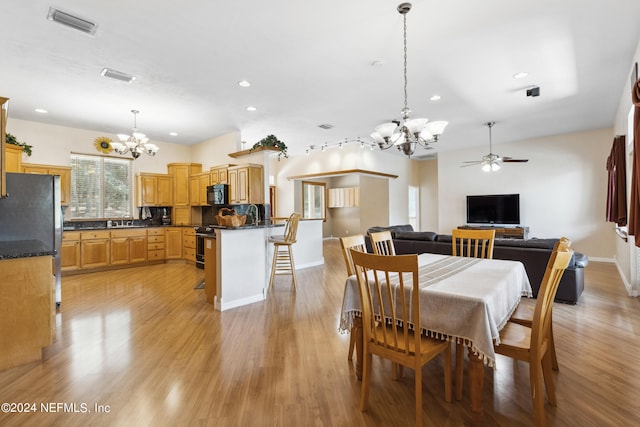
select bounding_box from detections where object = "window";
[302,181,326,220]
[70,153,133,219]
[408,185,419,230]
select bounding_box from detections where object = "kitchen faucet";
[121,215,133,227]
[247,204,259,225]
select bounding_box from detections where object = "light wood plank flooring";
[1,240,639,426]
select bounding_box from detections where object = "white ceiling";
[2,0,640,158]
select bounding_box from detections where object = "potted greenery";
[251,134,288,160]
[6,133,33,157]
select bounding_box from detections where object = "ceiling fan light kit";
[371,3,448,158]
[462,122,529,172]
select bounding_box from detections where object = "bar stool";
[268,213,300,291]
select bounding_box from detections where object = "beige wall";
[7,118,192,174]
[438,127,614,258]
[418,159,439,232]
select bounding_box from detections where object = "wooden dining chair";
[369,230,396,255]
[339,234,367,361]
[452,228,496,399]
[268,212,300,291]
[509,237,571,371]
[451,228,496,259]
[350,249,451,427]
[494,240,573,427]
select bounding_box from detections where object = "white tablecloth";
[339,253,532,367]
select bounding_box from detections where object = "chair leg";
[415,362,423,427]
[549,319,559,370]
[444,343,452,403]
[348,328,355,361]
[530,359,546,427]
[542,350,557,406]
[268,244,278,292]
[359,352,372,411]
[288,245,297,291]
[455,341,464,400]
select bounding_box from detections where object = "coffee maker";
[161,208,171,225]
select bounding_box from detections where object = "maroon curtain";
[628,78,640,245]
[606,135,627,225]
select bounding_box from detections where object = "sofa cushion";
[366,224,414,237]
[394,231,437,241]
[495,238,558,249]
[436,234,452,243]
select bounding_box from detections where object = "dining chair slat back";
[451,228,496,259]
[369,230,396,255]
[339,234,367,361]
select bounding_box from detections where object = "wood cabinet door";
[218,168,228,184]
[110,237,130,265]
[172,165,190,206]
[198,174,209,206]
[236,167,249,203]
[165,228,183,259]
[228,168,239,203]
[139,175,157,206]
[157,175,173,206]
[189,175,199,206]
[61,240,81,271]
[129,236,147,263]
[81,239,110,268]
[5,144,23,172]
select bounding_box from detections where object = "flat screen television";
[466,194,520,225]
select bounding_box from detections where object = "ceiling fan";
[462,122,529,172]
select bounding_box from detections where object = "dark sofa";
[365,225,588,304]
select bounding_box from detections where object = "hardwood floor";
[1,240,639,426]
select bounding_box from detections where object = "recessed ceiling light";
[513,72,529,79]
[238,80,251,87]
[430,95,441,101]
[35,108,48,114]
[246,106,257,111]
[169,132,178,136]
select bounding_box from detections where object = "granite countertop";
[0,240,55,260]
[211,221,285,230]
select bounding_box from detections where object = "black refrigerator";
[0,172,62,304]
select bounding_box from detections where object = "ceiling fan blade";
[502,157,529,163]
[460,162,481,168]
[462,160,482,163]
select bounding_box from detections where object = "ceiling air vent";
[318,124,333,130]
[47,7,98,35]
[100,68,136,83]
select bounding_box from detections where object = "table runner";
[339,253,532,367]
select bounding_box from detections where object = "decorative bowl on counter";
[215,208,247,227]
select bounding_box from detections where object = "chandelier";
[370,3,448,157]
[112,110,159,159]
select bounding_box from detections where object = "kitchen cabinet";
[5,143,23,173]
[210,164,233,184]
[61,231,81,271]
[328,187,360,208]
[182,227,196,262]
[110,229,147,265]
[22,163,72,206]
[228,164,264,204]
[189,172,210,206]
[137,173,173,207]
[165,227,183,259]
[168,163,201,207]
[147,228,166,261]
[80,230,110,269]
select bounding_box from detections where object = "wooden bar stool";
[268,213,300,291]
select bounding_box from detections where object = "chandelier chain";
[403,12,408,113]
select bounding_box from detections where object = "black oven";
[194,226,214,269]
[207,184,229,205]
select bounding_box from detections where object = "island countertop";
[0,240,55,260]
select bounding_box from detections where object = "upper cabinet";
[22,163,72,206]
[228,164,264,204]
[328,187,360,208]
[210,164,234,185]
[137,173,173,206]
[189,171,210,206]
[5,144,23,173]
[168,163,201,207]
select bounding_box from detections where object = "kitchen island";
[0,241,55,371]
[206,219,324,311]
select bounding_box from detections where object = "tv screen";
[466,194,520,225]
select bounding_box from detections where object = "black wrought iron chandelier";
[370,3,448,157]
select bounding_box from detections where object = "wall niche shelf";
[228,146,280,158]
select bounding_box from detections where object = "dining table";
[339,252,532,424]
